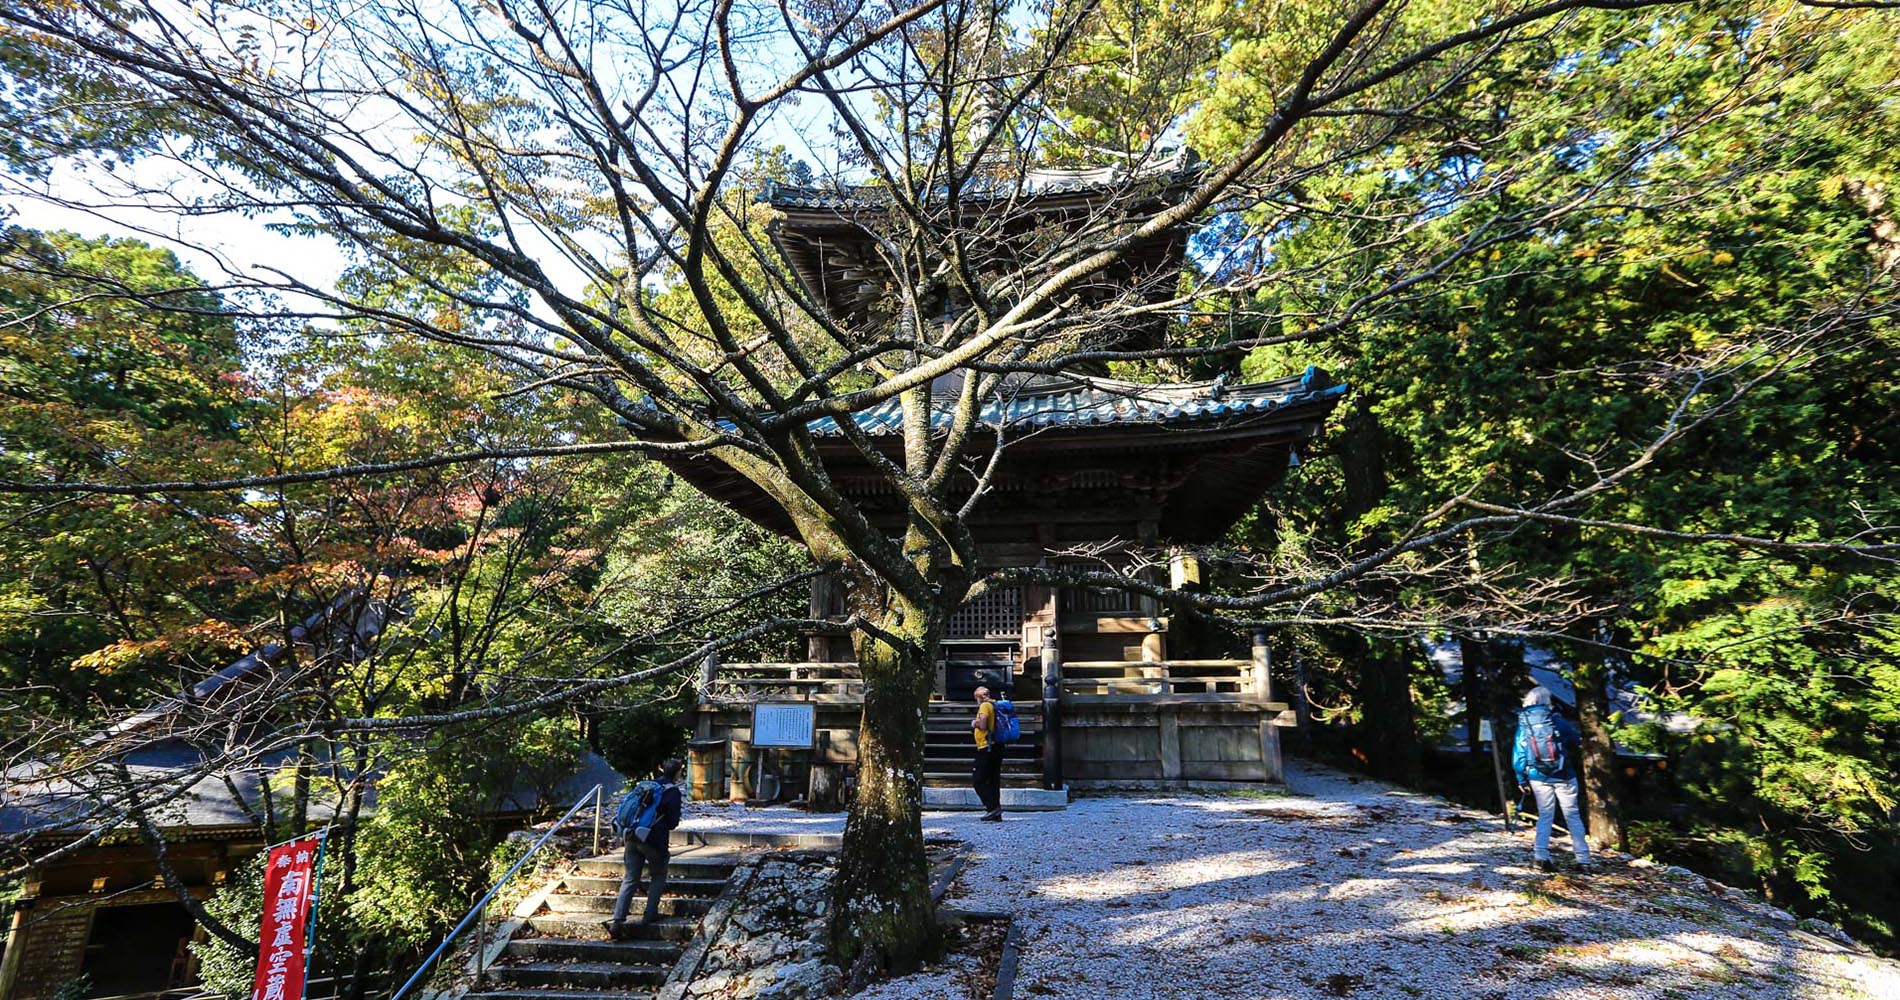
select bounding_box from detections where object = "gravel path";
[844,760,1900,1000]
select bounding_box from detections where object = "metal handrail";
[388,782,607,1000]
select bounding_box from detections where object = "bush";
[597,702,689,781]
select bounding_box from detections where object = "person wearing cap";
[1512,687,1592,872]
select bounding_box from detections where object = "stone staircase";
[922,702,1045,789]
[921,702,1069,810]
[465,847,739,1000]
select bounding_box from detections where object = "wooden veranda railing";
[1059,659,1258,697]
[700,661,863,702]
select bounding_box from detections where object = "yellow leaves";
[1572,245,1599,259]
[71,619,249,674]
[1711,251,1735,266]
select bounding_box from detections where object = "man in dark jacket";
[1512,687,1592,872]
[606,758,683,938]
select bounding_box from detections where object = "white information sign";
[751,702,816,749]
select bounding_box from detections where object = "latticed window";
[948,586,1023,639]
[1060,586,1147,615]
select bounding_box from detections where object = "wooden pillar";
[1258,716,1284,783]
[1168,550,1201,591]
[1250,628,1273,702]
[1291,642,1313,752]
[807,574,837,661]
[1462,641,1483,753]
[694,652,718,739]
[1158,710,1182,780]
[0,903,30,1000]
[1040,625,1063,790]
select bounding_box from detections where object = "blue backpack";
[1520,709,1567,779]
[614,779,664,834]
[992,699,1021,744]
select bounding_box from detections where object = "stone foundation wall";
[1061,700,1289,784]
[676,856,840,1000]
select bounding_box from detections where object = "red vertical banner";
[251,837,321,1000]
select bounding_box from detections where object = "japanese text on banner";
[250,837,321,1000]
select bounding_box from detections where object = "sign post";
[251,834,324,1000]
[750,703,816,804]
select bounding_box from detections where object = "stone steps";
[466,849,743,1000]
[541,894,715,918]
[923,754,1041,769]
[521,915,699,942]
[471,990,654,1000]
[483,961,667,989]
[550,875,728,898]
[503,938,680,963]
[572,855,738,879]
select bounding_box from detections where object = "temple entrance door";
[81,902,196,997]
[944,587,1024,701]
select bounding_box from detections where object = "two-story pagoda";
[671,161,1346,808]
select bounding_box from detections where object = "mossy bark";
[827,595,940,981]
[1573,655,1629,852]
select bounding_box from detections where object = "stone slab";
[922,786,1070,811]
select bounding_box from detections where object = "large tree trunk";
[1573,653,1630,852]
[1461,635,1519,824]
[828,594,940,981]
[1355,636,1422,786]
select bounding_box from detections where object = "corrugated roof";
[801,366,1346,437]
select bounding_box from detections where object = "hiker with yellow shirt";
[971,686,1003,821]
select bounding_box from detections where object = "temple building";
[675,163,1347,808]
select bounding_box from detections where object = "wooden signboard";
[751,702,816,749]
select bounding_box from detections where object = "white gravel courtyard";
[841,760,1900,1000]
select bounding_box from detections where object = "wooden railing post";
[1251,628,1272,702]
[1040,626,1063,790]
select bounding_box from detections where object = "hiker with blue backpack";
[971,686,1018,822]
[1512,687,1593,873]
[604,757,683,940]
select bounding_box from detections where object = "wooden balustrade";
[1059,659,1261,698]
[699,658,1276,705]
[702,661,864,702]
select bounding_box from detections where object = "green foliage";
[193,855,268,1000]
[348,717,584,949]
[0,228,260,720]
[597,701,691,782]
[1176,3,1900,945]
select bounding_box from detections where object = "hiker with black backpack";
[604,758,683,940]
[1511,687,1592,873]
[971,686,1011,822]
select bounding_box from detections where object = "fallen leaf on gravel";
[1312,972,1365,996]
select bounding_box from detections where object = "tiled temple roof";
[802,366,1345,437]
[761,151,1198,212]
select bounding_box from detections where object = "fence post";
[1041,626,1063,791]
[474,902,487,986]
[1251,628,1272,702]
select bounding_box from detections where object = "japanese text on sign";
[251,837,321,1000]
